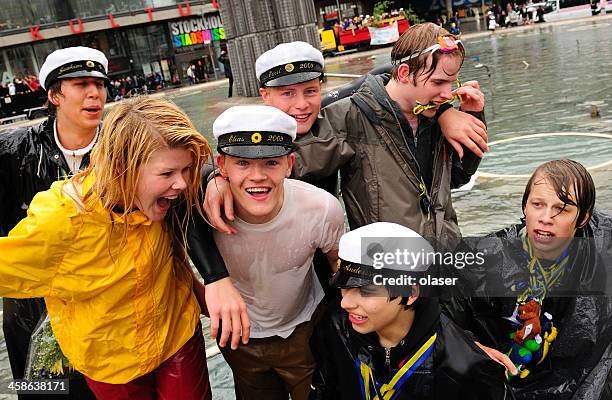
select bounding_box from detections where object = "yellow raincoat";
[0,175,200,384]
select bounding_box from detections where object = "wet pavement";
[1,14,612,400]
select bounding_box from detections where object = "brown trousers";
[220,305,324,400]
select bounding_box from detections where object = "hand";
[438,107,488,159]
[327,249,340,272]
[456,80,485,113]
[204,176,237,235]
[475,341,518,377]
[205,277,250,349]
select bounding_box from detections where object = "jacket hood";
[360,74,392,112]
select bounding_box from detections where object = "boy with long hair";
[445,159,612,398]
[1,47,108,398]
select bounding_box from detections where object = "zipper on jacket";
[385,347,391,366]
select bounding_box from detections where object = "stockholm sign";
[169,14,225,51]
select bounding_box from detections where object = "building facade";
[0,0,227,86]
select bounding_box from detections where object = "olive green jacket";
[293,75,483,241]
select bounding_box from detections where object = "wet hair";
[390,22,465,82]
[75,97,212,244]
[372,270,421,310]
[389,296,420,310]
[388,281,420,310]
[522,159,595,229]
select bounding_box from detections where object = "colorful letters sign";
[169,14,225,52]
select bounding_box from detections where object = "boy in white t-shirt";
[211,105,345,400]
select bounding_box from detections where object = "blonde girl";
[0,97,213,399]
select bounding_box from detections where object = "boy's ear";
[259,87,270,104]
[406,285,420,306]
[397,64,412,84]
[286,154,295,177]
[47,89,60,106]
[217,154,227,178]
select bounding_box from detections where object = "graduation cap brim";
[264,72,323,87]
[218,144,294,159]
[329,270,372,289]
[57,70,109,82]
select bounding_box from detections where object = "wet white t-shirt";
[214,179,345,338]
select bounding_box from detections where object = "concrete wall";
[219,0,319,97]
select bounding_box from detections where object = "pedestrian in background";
[218,49,233,98]
[488,11,497,31]
[186,63,196,85]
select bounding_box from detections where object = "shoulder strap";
[351,95,422,180]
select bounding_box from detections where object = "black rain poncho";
[443,210,612,399]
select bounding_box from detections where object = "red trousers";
[85,324,211,400]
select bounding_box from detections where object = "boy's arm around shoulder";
[183,173,250,349]
[184,163,230,285]
[293,99,356,181]
[185,201,230,284]
[449,108,487,189]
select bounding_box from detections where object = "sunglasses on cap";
[392,35,462,66]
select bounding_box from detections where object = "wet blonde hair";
[75,97,211,243]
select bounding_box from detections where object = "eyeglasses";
[413,79,462,115]
[392,35,462,66]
